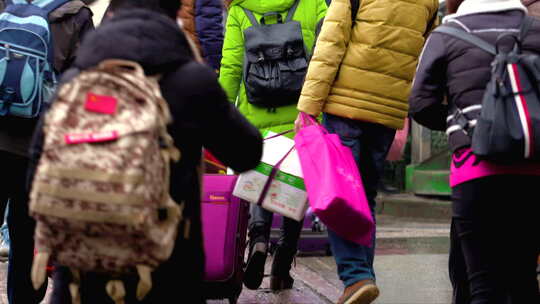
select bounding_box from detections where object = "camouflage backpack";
[29,60,184,304]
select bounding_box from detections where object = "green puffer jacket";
[219,0,327,136]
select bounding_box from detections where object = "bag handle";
[256,130,296,205]
[263,129,294,141]
[256,145,296,206]
[298,112,324,133]
[97,60,146,78]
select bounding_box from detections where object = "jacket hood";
[230,0,295,14]
[74,9,193,75]
[444,0,527,22]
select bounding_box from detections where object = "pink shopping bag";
[294,113,374,246]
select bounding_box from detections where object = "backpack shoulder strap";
[520,15,534,41]
[31,0,70,15]
[350,0,360,24]
[285,0,301,22]
[243,7,259,26]
[433,25,496,55]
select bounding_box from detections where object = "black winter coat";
[409,10,540,152]
[29,9,263,304]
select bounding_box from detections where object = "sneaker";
[243,242,267,290]
[337,280,379,304]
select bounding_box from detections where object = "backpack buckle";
[454,109,474,136]
[286,47,294,57]
[257,51,265,63]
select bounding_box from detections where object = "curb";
[376,193,452,220]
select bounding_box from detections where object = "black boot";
[270,245,296,291]
[243,229,268,290]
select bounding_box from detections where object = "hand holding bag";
[294,113,374,246]
[387,117,409,161]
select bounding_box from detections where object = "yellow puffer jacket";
[298,0,438,130]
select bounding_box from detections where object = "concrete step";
[377,193,452,220]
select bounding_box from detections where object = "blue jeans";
[323,114,396,287]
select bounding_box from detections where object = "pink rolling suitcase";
[202,174,249,304]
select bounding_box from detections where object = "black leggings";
[450,175,540,304]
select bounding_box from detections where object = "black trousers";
[0,151,46,303]
[450,175,540,304]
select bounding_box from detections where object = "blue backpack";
[0,0,69,118]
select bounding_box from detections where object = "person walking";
[0,0,93,303]
[178,0,226,71]
[219,0,327,291]
[29,0,263,303]
[295,0,438,303]
[409,0,540,303]
[195,0,225,72]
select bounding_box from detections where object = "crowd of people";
[0,0,537,303]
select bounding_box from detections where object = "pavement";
[0,193,536,303]
[0,192,456,304]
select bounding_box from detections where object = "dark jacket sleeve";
[162,62,262,173]
[409,33,448,132]
[50,5,95,74]
[195,0,224,71]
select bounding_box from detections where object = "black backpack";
[436,17,540,162]
[242,0,309,108]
